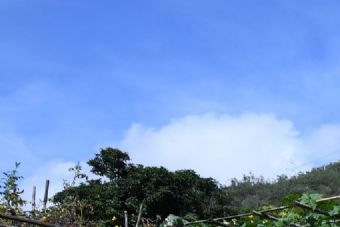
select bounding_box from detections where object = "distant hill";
[222,160,340,213]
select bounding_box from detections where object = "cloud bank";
[119,113,340,183]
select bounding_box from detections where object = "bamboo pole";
[293,201,329,216]
[0,213,66,227]
[184,206,290,225]
[317,195,340,203]
[207,220,230,227]
[252,210,300,227]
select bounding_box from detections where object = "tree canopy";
[53,148,224,227]
[87,148,130,181]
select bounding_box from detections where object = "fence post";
[124,210,128,227]
[135,202,143,227]
[32,186,36,215]
[43,180,50,212]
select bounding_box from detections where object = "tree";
[0,162,25,214]
[172,170,220,217]
[53,179,119,227]
[118,165,177,218]
[87,148,130,182]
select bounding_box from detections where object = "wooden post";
[135,202,143,227]
[43,180,50,212]
[32,186,36,214]
[124,210,128,227]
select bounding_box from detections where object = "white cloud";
[119,113,340,184]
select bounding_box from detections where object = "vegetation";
[2,148,340,227]
[0,162,25,215]
[53,148,225,227]
[223,163,340,213]
[50,148,340,226]
[181,193,340,227]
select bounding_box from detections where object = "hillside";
[223,161,340,213]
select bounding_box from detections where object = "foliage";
[87,148,130,182]
[53,148,224,227]
[221,162,340,214]
[49,162,94,227]
[0,162,25,215]
[182,194,340,227]
[53,150,340,227]
[53,179,120,227]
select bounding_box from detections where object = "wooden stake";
[32,186,36,214]
[43,180,50,212]
[124,210,128,227]
[136,202,143,227]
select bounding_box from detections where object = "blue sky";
[2,0,340,199]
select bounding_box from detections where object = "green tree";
[49,163,94,227]
[87,148,130,182]
[0,162,25,214]
[118,165,176,218]
[53,179,119,227]
[172,170,220,217]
